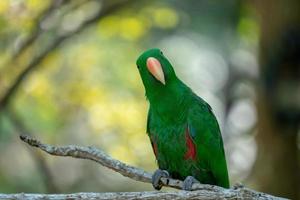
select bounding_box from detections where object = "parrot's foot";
[182,176,199,191]
[152,169,169,190]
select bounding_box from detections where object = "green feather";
[137,48,229,188]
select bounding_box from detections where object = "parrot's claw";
[152,169,169,190]
[182,176,199,191]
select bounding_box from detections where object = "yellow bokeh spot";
[75,46,99,71]
[120,17,145,41]
[238,17,259,44]
[89,102,111,131]
[41,51,60,71]
[109,145,136,165]
[23,17,35,31]
[153,8,178,29]
[98,16,120,38]
[27,0,49,11]
[25,74,52,97]
[0,0,9,14]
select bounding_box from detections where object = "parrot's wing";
[188,99,230,188]
[146,107,159,158]
[146,107,152,134]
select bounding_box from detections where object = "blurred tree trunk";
[248,1,300,199]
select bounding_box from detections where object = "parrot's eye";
[137,64,140,69]
[160,51,163,55]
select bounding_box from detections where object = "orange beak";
[146,57,165,85]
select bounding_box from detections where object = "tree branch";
[0,189,286,200]
[5,108,58,193]
[5,134,286,200]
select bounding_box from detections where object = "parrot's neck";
[147,79,191,124]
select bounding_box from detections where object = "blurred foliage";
[0,0,185,192]
[0,0,298,197]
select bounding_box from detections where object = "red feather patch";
[184,127,197,160]
[151,136,158,157]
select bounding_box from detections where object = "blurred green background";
[0,0,299,199]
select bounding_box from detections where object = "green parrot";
[136,48,230,190]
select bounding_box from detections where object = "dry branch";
[0,190,286,200]
[5,109,58,193]
[0,134,285,200]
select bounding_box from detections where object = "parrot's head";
[136,48,177,98]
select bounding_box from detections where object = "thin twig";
[5,109,58,193]
[17,134,286,200]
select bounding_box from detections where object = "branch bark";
[0,134,285,200]
[0,189,286,200]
